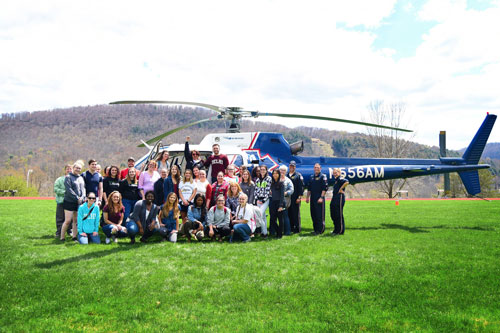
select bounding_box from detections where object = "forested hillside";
[1,104,498,197]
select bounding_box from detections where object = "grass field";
[1,199,499,332]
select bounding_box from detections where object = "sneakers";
[130,238,136,244]
[105,237,111,244]
[112,235,117,243]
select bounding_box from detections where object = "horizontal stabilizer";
[459,170,481,196]
[462,114,497,164]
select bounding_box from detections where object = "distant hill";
[1,104,495,196]
[459,142,500,159]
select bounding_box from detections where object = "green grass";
[1,199,500,332]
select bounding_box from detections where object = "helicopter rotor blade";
[258,112,413,132]
[137,116,220,147]
[111,100,224,113]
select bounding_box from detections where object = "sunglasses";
[88,197,96,200]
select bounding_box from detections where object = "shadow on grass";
[28,235,56,240]
[350,224,495,233]
[36,244,135,269]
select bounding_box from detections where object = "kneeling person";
[180,194,206,242]
[231,193,257,243]
[126,191,162,243]
[207,194,231,242]
[102,191,128,244]
[77,192,101,244]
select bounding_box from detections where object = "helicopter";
[110,100,497,196]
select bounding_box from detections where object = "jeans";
[122,199,138,222]
[283,209,291,235]
[233,223,251,242]
[126,221,139,242]
[102,224,128,238]
[256,199,269,235]
[78,233,101,244]
[141,226,168,242]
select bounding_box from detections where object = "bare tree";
[365,100,415,198]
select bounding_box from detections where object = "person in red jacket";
[120,157,141,180]
[203,144,229,182]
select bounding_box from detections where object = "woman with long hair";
[195,169,212,209]
[239,169,255,205]
[251,166,261,183]
[181,193,206,242]
[254,164,271,237]
[179,168,197,222]
[139,160,160,200]
[192,166,200,181]
[158,192,180,243]
[119,168,141,222]
[60,161,86,242]
[269,169,285,239]
[103,165,120,205]
[226,182,242,221]
[155,151,170,171]
[102,191,129,244]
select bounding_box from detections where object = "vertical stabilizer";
[458,170,481,196]
[462,114,497,164]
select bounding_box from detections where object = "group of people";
[54,137,348,245]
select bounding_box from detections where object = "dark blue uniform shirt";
[332,176,349,196]
[308,173,328,200]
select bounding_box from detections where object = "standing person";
[279,165,294,236]
[231,194,256,243]
[120,157,141,180]
[103,166,111,178]
[154,168,168,206]
[83,159,103,205]
[54,164,72,238]
[76,192,101,245]
[203,143,229,182]
[119,168,141,222]
[306,163,328,235]
[164,164,181,201]
[184,136,204,171]
[239,169,255,205]
[287,161,304,234]
[224,164,239,184]
[138,160,160,200]
[269,169,285,239]
[60,161,86,242]
[102,191,128,244]
[225,182,242,221]
[209,171,229,207]
[251,166,261,183]
[254,165,271,237]
[195,169,212,209]
[158,192,180,243]
[155,151,170,171]
[192,166,200,181]
[207,195,231,242]
[330,168,349,236]
[126,191,162,244]
[102,165,121,206]
[178,169,197,222]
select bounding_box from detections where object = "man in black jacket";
[287,161,304,234]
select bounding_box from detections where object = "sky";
[1,0,500,149]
